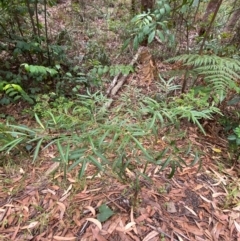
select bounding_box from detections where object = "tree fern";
[167,54,240,102]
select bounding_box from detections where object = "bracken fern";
[167,54,240,102]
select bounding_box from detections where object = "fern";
[167,54,240,102]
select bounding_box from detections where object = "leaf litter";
[1,0,240,240]
[0,137,240,241]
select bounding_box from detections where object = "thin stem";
[193,0,201,25]
[34,0,43,63]
[35,0,41,38]
[26,0,37,36]
[44,0,51,66]
[199,0,223,55]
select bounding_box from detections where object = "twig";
[173,231,191,241]
[104,194,127,212]
[77,220,90,236]
[146,224,178,241]
[154,36,163,45]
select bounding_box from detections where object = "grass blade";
[32,138,44,162]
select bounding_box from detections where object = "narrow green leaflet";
[88,155,104,171]
[32,138,44,162]
[148,30,155,44]
[78,159,87,179]
[168,161,176,179]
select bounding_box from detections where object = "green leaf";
[25,144,33,151]
[228,135,236,141]
[57,140,65,161]
[143,25,150,35]
[236,138,240,145]
[78,159,87,178]
[103,66,109,74]
[122,38,131,51]
[164,3,171,13]
[8,90,18,97]
[159,156,171,171]
[22,63,30,72]
[8,125,35,135]
[97,204,114,222]
[168,161,176,178]
[157,30,165,42]
[32,138,44,162]
[190,152,200,166]
[0,137,25,152]
[55,64,61,70]
[34,113,45,129]
[155,148,169,164]
[5,87,14,94]
[148,30,155,44]
[133,36,139,50]
[88,155,104,171]
[69,148,87,160]
[68,156,84,171]
[160,8,165,15]
[131,136,153,161]
[93,150,109,164]
[47,68,58,76]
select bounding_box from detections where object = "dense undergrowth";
[1,0,240,180]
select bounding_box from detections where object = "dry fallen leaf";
[167,202,177,213]
[142,230,159,241]
[20,221,38,229]
[62,184,72,196]
[107,217,121,234]
[212,147,221,153]
[85,206,96,216]
[53,236,76,240]
[185,205,197,216]
[234,220,240,232]
[124,222,136,232]
[86,218,102,230]
[57,201,66,220]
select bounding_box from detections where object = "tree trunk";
[224,0,240,32]
[199,0,222,36]
[199,0,223,54]
[231,20,240,47]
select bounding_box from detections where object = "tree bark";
[199,0,223,54]
[231,20,240,47]
[224,0,240,32]
[199,0,222,36]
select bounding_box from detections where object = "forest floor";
[1,80,240,241]
[1,0,240,240]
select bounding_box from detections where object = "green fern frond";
[197,69,238,80]
[166,54,240,102]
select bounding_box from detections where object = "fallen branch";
[106,73,121,96]
[110,47,143,96]
[104,47,143,109]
